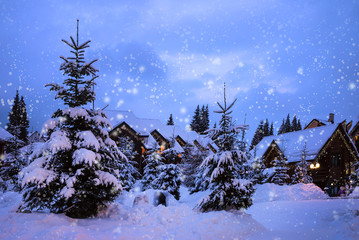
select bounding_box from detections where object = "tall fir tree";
[19,96,29,144]
[195,83,254,212]
[7,91,21,138]
[284,114,291,133]
[250,120,264,149]
[19,21,128,218]
[297,119,302,131]
[278,119,285,134]
[269,122,274,135]
[167,114,174,125]
[263,119,269,136]
[291,115,298,132]
[190,105,201,133]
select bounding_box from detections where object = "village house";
[105,110,216,173]
[254,114,358,196]
[0,127,14,161]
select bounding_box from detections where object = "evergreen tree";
[204,105,210,132]
[7,91,21,138]
[181,146,207,188]
[142,153,163,190]
[19,96,29,144]
[291,142,312,184]
[190,105,201,133]
[196,83,254,212]
[269,122,274,135]
[153,164,182,200]
[249,154,268,185]
[250,121,264,149]
[271,155,290,185]
[167,114,174,125]
[6,91,29,150]
[297,119,302,131]
[284,114,291,133]
[19,21,128,218]
[291,115,298,132]
[278,119,285,134]
[263,119,269,136]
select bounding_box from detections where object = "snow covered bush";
[142,153,163,190]
[195,83,255,212]
[153,164,182,200]
[181,146,207,188]
[270,156,290,185]
[19,22,130,218]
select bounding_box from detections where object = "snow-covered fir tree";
[153,163,182,200]
[142,153,163,190]
[249,149,268,185]
[181,145,207,188]
[271,155,290,185]
[19,21,129,218]
[196,83,255,212]
[291,142,312,184]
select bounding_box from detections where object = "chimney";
[328,113,334,124]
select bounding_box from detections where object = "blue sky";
[0,0,358,141]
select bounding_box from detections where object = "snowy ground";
[0,184,358,240]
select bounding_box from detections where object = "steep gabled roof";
[255,123,340,163]
[0,127,14,142]
[105,110,213,152]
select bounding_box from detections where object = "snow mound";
[349,187,359,197]
[253,183,327,202]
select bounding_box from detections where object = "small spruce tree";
[167,114,174,125]
[291,142,312,184]
[271,155,290,185]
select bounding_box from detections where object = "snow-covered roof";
[0,127,14,142]
[254,123,340,163]
[105,110,211,152]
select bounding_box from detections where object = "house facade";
[105,110,215,173]
[0,127,14,161]
[255,121,358,196]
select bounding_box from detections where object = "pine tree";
[271,155,290,185]
[181,146,207,188]
[190,105,201,133]
[269,122,274,135]
[284,114,291,133]
[7,91,21,138]
[204,105,210,132]
[291,115,298,132]
[278,119,285,134]
[250,121,264,149]
[167,114,174,125]
[19,96,29,144]
[249,154,268,185]
[196,83,254,212]
[153,164,182,200]
[297,119,302,131]
[142,153,163,190]
[19,21,128,218]
[6,91,29,151]
[291,142,312,184]
[263,119,269,136]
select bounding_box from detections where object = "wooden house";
[255,121,358,196]
[105,110,216,173]
[349,121,359,151]
[0,127,14,161]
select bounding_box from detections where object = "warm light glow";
[141,147,145,155]
[178,154,182,157]
[310,162,320,169]
[160,145,165,152]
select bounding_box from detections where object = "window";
[331,154,340,168]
